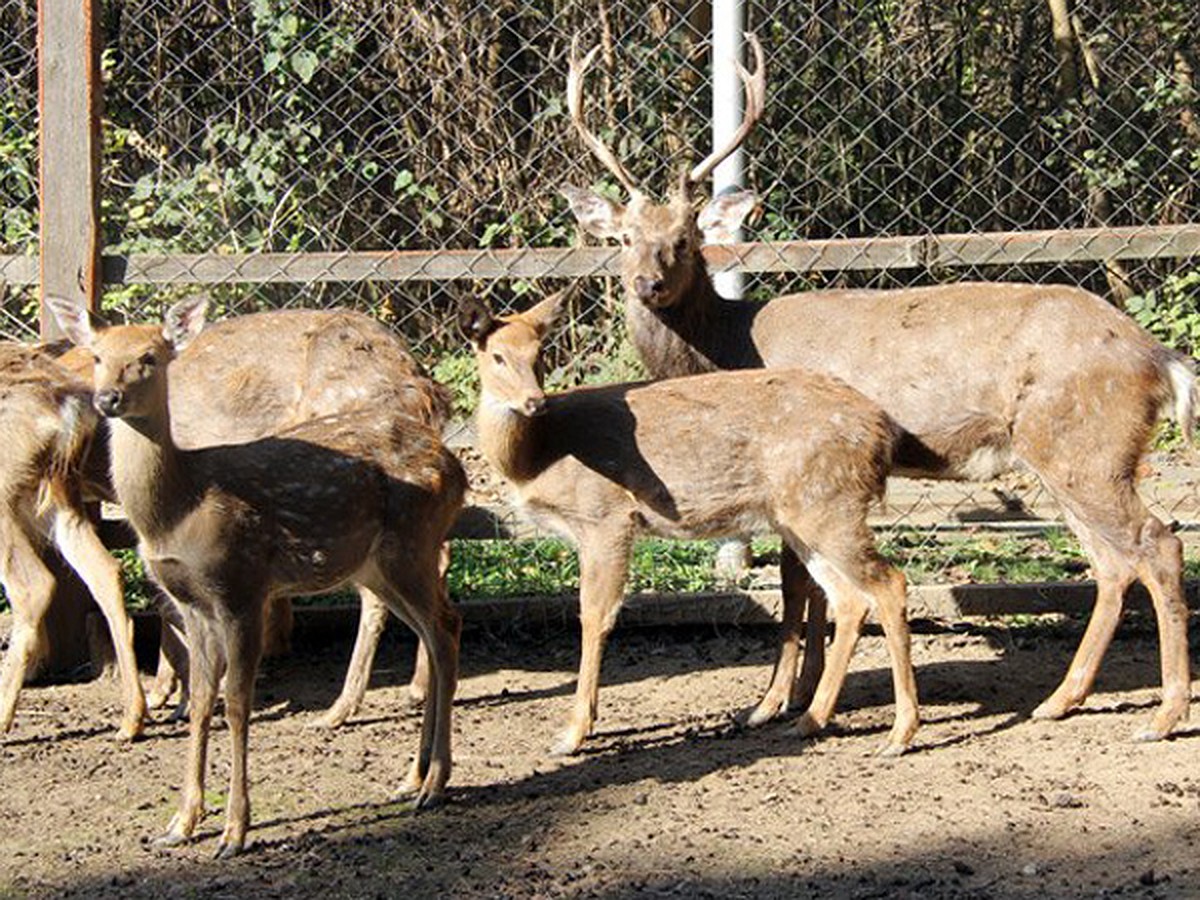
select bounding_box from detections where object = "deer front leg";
[551,537,631,757]
[215,613,263,859]
[156,613,222,848]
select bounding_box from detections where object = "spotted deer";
[461,290,918,757]
[0,303,448,740]
[0,341,145,739]
[561,33,1195,740]
[49,294,464,858]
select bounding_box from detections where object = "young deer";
[461,290,918,757]
[135,306,455,726]
[49,294,465,858]
[0,342,145,739]
[562,34,1196,740]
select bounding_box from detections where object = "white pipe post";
[710,0,745,301]
[710,0,752,580]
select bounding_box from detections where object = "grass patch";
[2,531,1199,614]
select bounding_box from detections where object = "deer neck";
[624,261,728,379]
[106,385,196,542]
[476,394,544,486]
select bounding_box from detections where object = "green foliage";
[1126,268,1200,356]
[0,95,37,253]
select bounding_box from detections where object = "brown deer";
[49,294,464,857]
[0,342,145,739]
[0,305,448,740]
[561,34,1196,741]
[460,290,918,757]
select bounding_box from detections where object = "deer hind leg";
[53,508,146,739]
[552,533,632,757]
[158,607,224,848]
[789,534,918,755]
[309,588,390,730]
[370,546,461,809]
[1032,484,1190,739]
[215,605,264,859]
[148,596,189,720]
[745,545,827,727]
[406,543,450,708]
[0,520,55,734]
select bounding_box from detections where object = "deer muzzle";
[94,388,124,417]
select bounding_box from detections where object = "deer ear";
[458,296,497,347]
[163,294,209,350]
[524,288,570,338]
[560,186,623,240]
[697,190,757,242]
[45,295,97,348]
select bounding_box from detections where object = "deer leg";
[1131,518,1191,741]
[216,608,263,859]
[408,639,431,706]
[148,598,189,719]
[53,510,146,740]
[157,610,222,848]
[746,547,826,726]
[374,560,460,808]
[553,538,631,757]
[408,540,452,708]
[1031,562,1131,723]
[309,588,390,729]
[0,523,55,734]
[869,566,919,756]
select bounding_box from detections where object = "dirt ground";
[2,613,1199,900]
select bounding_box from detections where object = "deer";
[0,341,146,740]
[126,305,454,727]
[561,33,1196,742]
[48,294,464,857]
[0,303,449,740]
[460,289,919,757]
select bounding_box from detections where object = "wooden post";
[37,0,105,676]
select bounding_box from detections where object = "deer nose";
[94,389,123,417]
[523,394,546,417]
[634,275,664,302]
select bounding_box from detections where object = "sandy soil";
[1,614,1198,899]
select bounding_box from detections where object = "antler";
[687,32,767,186]
[567,34,641,196]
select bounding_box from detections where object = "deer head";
[560,34,764,309]
[46,295,208,419]
[458,292,566,417]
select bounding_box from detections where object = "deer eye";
[138,352,157,368]
[491,353,506,368]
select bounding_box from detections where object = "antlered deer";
[460,290,919,757]
[562,33,1196,740]
[49,294,464,857]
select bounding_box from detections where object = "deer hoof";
[793,712,824,739]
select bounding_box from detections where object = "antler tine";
[688,31,767,186]
[566,33,641,196]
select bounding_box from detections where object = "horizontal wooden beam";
[1,224,1197,287]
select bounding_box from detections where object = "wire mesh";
[3,0,1200,591]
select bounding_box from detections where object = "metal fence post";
[711,0,752,580]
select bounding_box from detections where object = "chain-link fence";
[2,0,1199,592]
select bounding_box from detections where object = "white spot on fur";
[1166,358,1196,444]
